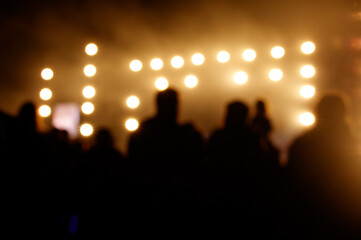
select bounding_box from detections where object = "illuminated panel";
[41,68,53,80]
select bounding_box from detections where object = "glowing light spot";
[39,105,51,117]
[242,49,256,62]
[150,58,163,70]
[41,68,53,80]
[184,75,198,88]
[39,88,52,101]
[217,51,230,63]
[191,53,205,65]
[155,77,168,91]
[85,43,98,56]
[301,41,316,54]
[271,46,285,59]
[81,102,94,115]
[300,85,316,99]
[130,60,142,72]
[83,86,96,99]
[299,112,315,126]
[171,56,184,69]
[84,64,96,77]
[269,69,283,81]
[300,65,315,78]
[126,96,140,109]
[80,123,93,137]
[233,71,248,85]
[125,118,139,131]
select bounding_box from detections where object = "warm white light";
[242,49,256,62]
[80,123,93,137]
[233,71,248,85]
[184,75,198,88]
[130,60,143,72]
[39,88,52,101]
[39,105,51,117]
[271,46,285,59]
[171,56,184,69]
[191,53,205,65]
[300,65,315,78]
[84,64,96,77]
[269,69,283,81]
[301,41,316,54]
[81,102,94,114]
[85,43,98,56]
[150,58,163,70]
[217,51,230,63]
[83,86,96,99]
[125,118,139,131]
[126,96,140,109]
[300,85,316,99]
[41,68,53,80]
[299,112,315,126]
[155,77,169,91]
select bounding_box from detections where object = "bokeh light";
[233,71,248,85]
[39,105,51,117]
[269,69,283,81]
[184,75,198,88]
[84,64,96,77]
[126,96,140,109]
[80,123,93,137]
[39,88,52,101]
[130,60,143,72]
[85,43,98,56]
[83,86,96,99]
[242,49,256,62]
[217,51,230,63]
[150,58,163,70]
[171,56,184,69]
[271,46,285,59]
[155,77,169,91]
[41,68,53,80]
[301,41,316,54]
[300,65,316,78]
[125,118,139,131]
[300,85,316,99]
[191,53,205,65]
[81,102,94,114]
[299,112,315,126]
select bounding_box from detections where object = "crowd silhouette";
[1,89,361,238]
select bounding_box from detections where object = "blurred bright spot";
[126,96,140,109]
[39,88,52,101]
[125,118,139,131]
[171,56,184,69]
[269,69,283,81]
[300,65,315,78]
[191,53,205,65]
[80,123,93,137]
[39,105,51,117]
[271,46,285,59]
[299,112,315,126]
[130,60,142,72]
[84,64,96,77]
[81,102,94,115]
[184,75,198,88]
[41,68,53,80]
[217,51,230,63]
[155,77,168,91]
[300,85,316,99]
[150,58,163,70]
[82,86,96,99]
[85,43,98,56]
[242,49,256,62]
[301,41,316,54]
[233,71,248,85]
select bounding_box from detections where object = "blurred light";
[155,77,168,91]
[184,75,198,88]
[233,71,248,85]
[301,41,316,54]
[191,53,205,65]
[150,58,163,70]
[83,86,96,99]
[299,112,315,126]
[39,88,52,101]
[271,46,285,59]
[126,96,140,109]
[300,65,315,78]
[171,56,184,69]
[39,105,51,117]
[130,60,142,72]
[300,85,315,99]
[125,118,139,131]
[84,64,96,77]
[81,102,94,114]
[85,43,98,56]
[80,123,93,137]
[217,51,230,63]
[41,68,53,80]
[269,69,283,81]
[242,49,256,62]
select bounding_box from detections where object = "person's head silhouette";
[94,128,114,149]
[225,101,249,129]
[156,88,178,124]
[315,93,347,127]
[255,99,266,116]
[17,101,37,133]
